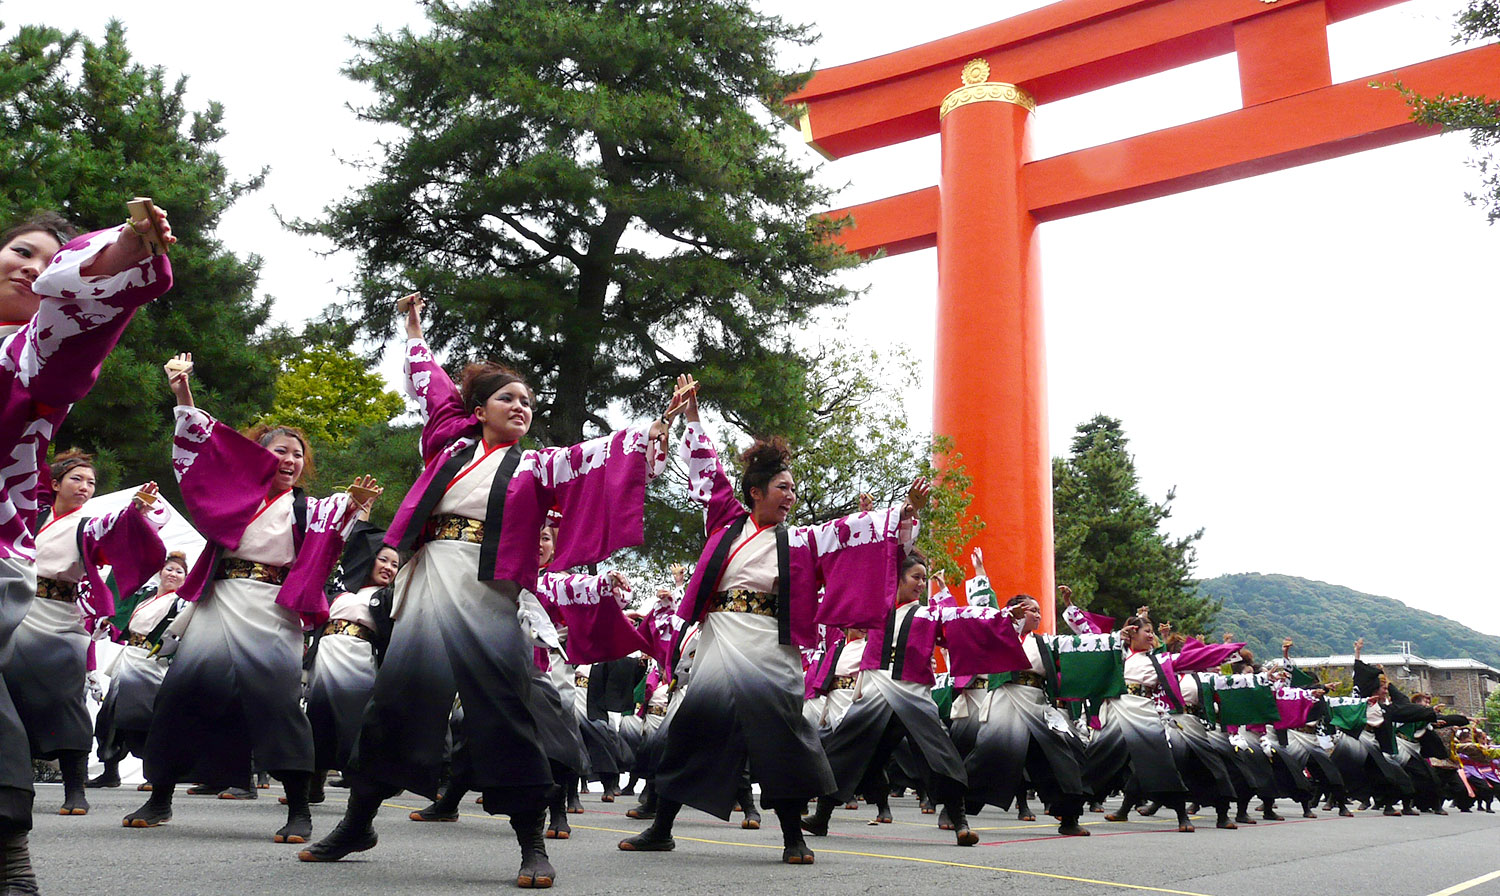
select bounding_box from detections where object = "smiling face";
[475,381,533,445]
[0,231,61,322]
[159,560,187,594]
[368,547,400,588]
[749,471,796,526]
[265,434,306,492]
[896,562,928,605]
[1013,597,1042,634]
[52,464,96,515]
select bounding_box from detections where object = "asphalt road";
[26,784,1500,896]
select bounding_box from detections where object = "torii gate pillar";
[935,63,1052,609]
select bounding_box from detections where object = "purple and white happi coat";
[533,570,650,665]
[170,406,357,626]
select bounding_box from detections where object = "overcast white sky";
[12,1,1499,641]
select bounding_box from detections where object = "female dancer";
[6,454,166,816]
[299,296,674,890]
[125,354,379,843]
[303,527,400,805]
[91,550,192,790]
[620,377,927,865]
[0,205,175,893]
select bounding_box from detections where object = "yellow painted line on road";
[1426,869,1500,896]
[388,801,1215,896]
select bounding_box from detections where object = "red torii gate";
[787,0,1500,629]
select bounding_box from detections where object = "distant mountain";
[1195,573,1500,669]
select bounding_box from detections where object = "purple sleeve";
[530,423,665,573]
[22,226,172,409]
[276,492,357,627]
[78,503,167,623]
[403,337,478,461]
[934,605,1031,677]
[803,507,905,632]
[170,406,276,548]
[681,422,746,536]
[538,572,651,664]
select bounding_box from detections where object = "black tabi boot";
[58,750,89,815]
[1016,794,1036,822]
[566,778,583,815]
[307,770,326,805]
[937,806,954,830]
[774,802,814,865]
[618,798,679,851]
[1105,792,1138,822]
[1302,799,1318,819]
[0,829,39,896]
[874,794,893,824]
[737,784,761,830]
[946,801,978,846]
[600,773,620,803]
[1260,800,1285,821]
[410,783,465,822]
[1401,799,1420,816]
[1215,803,1237,829]
[87,758,121,789]
[274,772,314,843]
[123,782,174,827]
[1173,801,1195,833]
[546,785,571,840]
[1135,800,1161,817]
[512,810,555,888]
[621,774,639,797]
[297,783,383,862]
[799,796,836,837]
[1058,813,1090,836]
[1234,798,1256,826]
[627,781,656,820]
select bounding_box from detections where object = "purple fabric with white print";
[636,591,680,668]
[171,406,356,625]
[384,338,660,592]
[78,500,168,624]
[1271,683,1318,730]
[675,422,910,648]
[803,629,846,699]
[0,225,172,562]
[533,570,651,664]
[932,604,1031,678]
[1171,638,1246,673]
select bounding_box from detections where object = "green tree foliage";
[0,19,276,499]
[1204,572,1500,669]
[1053,415,1217,633]
[295,0,858,449]
[259,343,404,451]
[308,420,425,528]
[1398,0,1500,223]
[619,342,980,590]
[1481,689,1500,739]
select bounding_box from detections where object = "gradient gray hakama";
[348,540,550,812]
[1083,695,1187,799]
[145,577,312,786]
[0,558,36,828]
[820,670,966,803]
[1283,728,1345,792]
[1165,714,1238,805]
[656,613,833,819]
[3,593,90,757]
[960,683,1085,811]
[305,632,377,771]
[94,645,168,762]
[526,668,586,773]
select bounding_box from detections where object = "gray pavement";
[26,784,1500,896]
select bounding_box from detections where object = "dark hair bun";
[738,437,792,506]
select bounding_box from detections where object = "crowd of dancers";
[1,209,1497,895]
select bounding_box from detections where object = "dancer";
[620,376,927,865]
[302,525,400,806]
[0,207,174,893]
[801,555,979,846]
[299,295,675,890]
[125,353,379,843]
[91,551,192,790]
[6,458,166,816]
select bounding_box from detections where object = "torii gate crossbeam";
[787,0,1500,628]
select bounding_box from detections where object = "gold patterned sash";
[575,673,589,689]
[1012,671,1047,690]
[1125,682,1160,697]
[646,704,668,717]
[425,514,484,544]
[832,675,857,690]
[36,577,79,603]
[216,558,287,585]
[322,619,375,643]
[710,589,777,618]
[125,632,152,649]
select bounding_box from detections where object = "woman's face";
[1129,627,1156,652]
[266,434,306,491]
[1012,598,1042,634]
[159,561,187,594]
[368,548,400,588]
[0,231,61,322]
[896,563,928,605]
[476,382,533,444]
[52,465,96,513]
[750,471,796,524]
[537,527,556,568]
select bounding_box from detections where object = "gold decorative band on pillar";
[940,57,1037,119]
